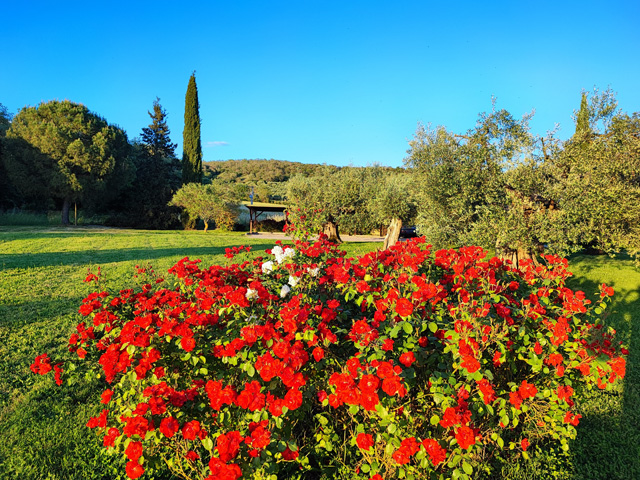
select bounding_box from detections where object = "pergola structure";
[242,201,288,234]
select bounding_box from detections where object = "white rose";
[307,267,320,277]
[288,275,300,287]
[272,246,284,264]
[245,288,259,301]
[280,284,291,298]
[261,261,274,274]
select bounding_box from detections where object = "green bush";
[32,234,627,480]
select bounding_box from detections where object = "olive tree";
[547,89,640,259]
[169,183,240,232]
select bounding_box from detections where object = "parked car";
[399,225,418,238]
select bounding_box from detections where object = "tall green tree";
[182,73,202,184]
[575,92,591,135]
[4,100,133,224]
[141,97,177,160]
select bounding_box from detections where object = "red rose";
[455,426,476,450]
[395,298,414,317]
[461,355,480,373]
[185,450,200,461]
[125,461,144,479]
[534,342,543,355]
[399,351,416,367]
[125,441,143,461]
[382,338,394,351]
[216,431,243,462]
[312,347,325,361]
[159,416,180,438]
[282,446,299,461]
[180,336,195,352]
[509,391,523,409]
[30,353,52,375]
[356,433,374,450]
[182,420,201,440]
[518,380,538,399]
[422,438,447,466]
[100,389,113,404]
[557,385,574,402]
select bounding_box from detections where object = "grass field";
[0,226,638,479]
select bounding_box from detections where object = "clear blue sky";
[2,1,639,167]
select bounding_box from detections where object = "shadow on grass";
[0,297,81,327]
[0,243,276,270]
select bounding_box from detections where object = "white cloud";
[205,141,229,147]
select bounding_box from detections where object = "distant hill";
[203,159,338,184]
[203,159,403,185]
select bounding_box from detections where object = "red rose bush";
[32,230,626,479]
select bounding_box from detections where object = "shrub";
[255,219,286,233]
[32,234,626,480]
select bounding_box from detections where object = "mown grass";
[0,227,637,479]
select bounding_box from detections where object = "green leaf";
[428,322,438,333]
[462,462,473,475]
[403,322,414,334]
[202,437,213,451]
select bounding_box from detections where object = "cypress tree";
[575,92,591,136]
[182,73,202,184]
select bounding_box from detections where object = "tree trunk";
[61,198,71,225]
[383,218,403,250]
[496,244,541,269]
[323,220,342,243]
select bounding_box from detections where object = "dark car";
[399,226,418,238]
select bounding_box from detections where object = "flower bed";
[32,232,626,480]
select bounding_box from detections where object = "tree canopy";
[169,182,240,231]
[405,91,640,264]
[286,166,417,242]
[4,100,133,224]
[141,97,177,160]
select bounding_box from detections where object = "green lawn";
[0,227,637,479]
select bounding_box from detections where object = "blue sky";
[2,1,639,167]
